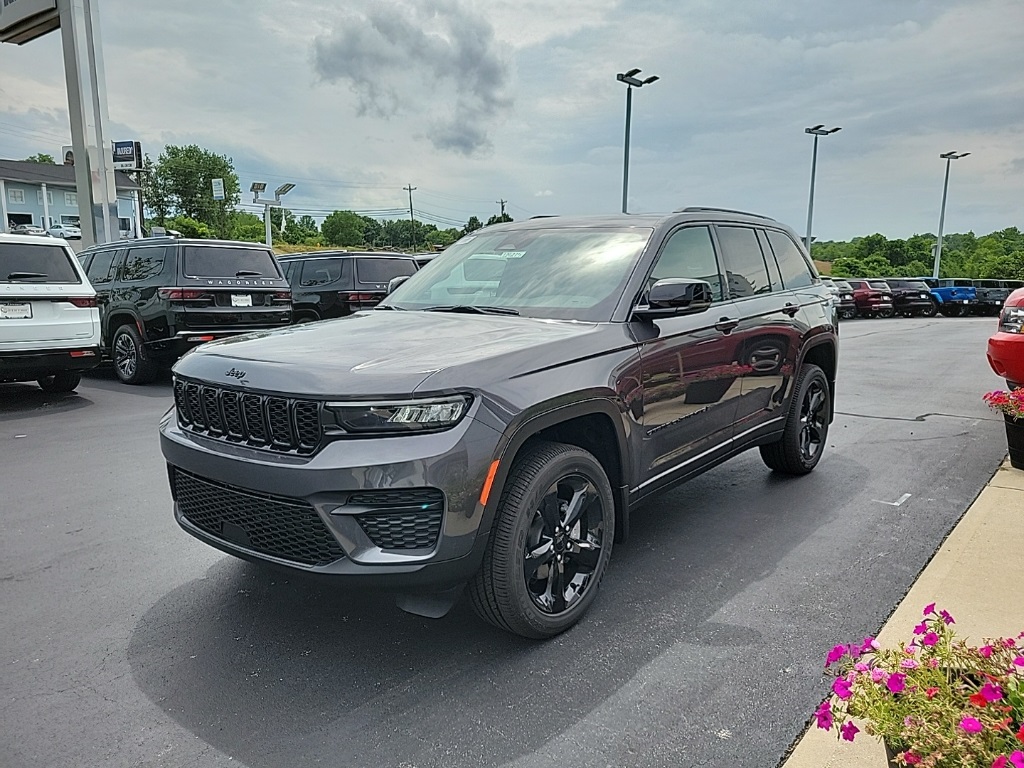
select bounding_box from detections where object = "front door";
[637,225,743,491]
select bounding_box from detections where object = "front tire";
[939,303,966,318]
[759,364,830,475]
[111,323,159,385]
[469,441,614,639]
[920,300,938,317]
[37,371,81,392]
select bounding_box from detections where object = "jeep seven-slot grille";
[350,488,445,551]
[174,378,322,454]
[173,468,344,566]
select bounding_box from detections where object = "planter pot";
[1004,415,1024,469]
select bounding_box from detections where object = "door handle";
[783,302,799,316]
[715,317,739,333]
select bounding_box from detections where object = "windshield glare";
[385,227,653,321]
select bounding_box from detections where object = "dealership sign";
[62,141,142,170]
[0,0,59,45]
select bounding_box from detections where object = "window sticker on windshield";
[501,251,526,259]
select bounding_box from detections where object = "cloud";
[534,190,553,197]
[311,0,512,155]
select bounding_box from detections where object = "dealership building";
[0,159,141,237]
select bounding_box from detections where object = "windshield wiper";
[421,304,520,316]
[6,272,47,281]
[373,304,404,311]
[235,270,263,277]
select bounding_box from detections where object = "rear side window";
[716,226,770,298]
[868,281,890,291]
[182,246,280,278]
[85,249,118,284]
[355,257,416,285]
[0,242,81,283]
[121,247,166,281]
[765,230,815,289]
[846,280,866,289]
[299,258,346,286]
[976,280,999,288]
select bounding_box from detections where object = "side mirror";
[634,278,713,320]
[388,275,411,295]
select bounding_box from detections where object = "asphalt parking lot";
[0,317,1008,768]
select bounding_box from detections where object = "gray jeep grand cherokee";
[160,208,838,638]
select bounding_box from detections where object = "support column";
[0,179,8,232]
[58,0,118,248]
[41,182,50,229]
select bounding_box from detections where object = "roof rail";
[674,206,776,221]
[529,215,558,219]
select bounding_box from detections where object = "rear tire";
[469,441,614,639]
[877,307,895,319]
[111,323,159,385]
[37,371,81,393]
[939,303,966,318]
[920,300,938,317]
[759,364,830,475]
[838,309,856,320]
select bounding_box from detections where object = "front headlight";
[999,308,1024,334]
[324,394,471,435]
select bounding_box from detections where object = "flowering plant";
[984,389,1024,421]
[816,605,1024,767]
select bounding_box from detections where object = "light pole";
[804,124,841,254]
[251,182,295,248]
[931,151,970,279]
[617,68,659,214]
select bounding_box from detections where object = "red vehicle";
[845,279,895,318]
[987,288,1024,387]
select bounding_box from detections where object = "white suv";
[0,234,101,392]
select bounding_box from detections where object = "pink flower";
[925,687,940,699]
[887,673,906,693]
[994,757,1008,768]
[900,658,919,669]
[854,662,869,672]
[825,644,846,667]
[871,668,886,682]
[1004,638,1016,648]
[923,603,936,615]
[840,721,859,742]
[982,682,1004,702]
[904,752,922,765]
[940,609,955,625]
[859,637,879,654]
[814,700,833,731]
[1013,656,1024,667]
[913,621,929,635]
[1011,752,1024,768]
[980,645,994,658]
[928,658,940,668]
[922,632,940,647]
[961,717,984,734]
[832,678,853,700]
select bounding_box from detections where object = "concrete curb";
[782,458,1024,767]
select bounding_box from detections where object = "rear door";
[0,240,99,349]
[117,246,171,339]
[175,244,291,331]
[296,257,350,318]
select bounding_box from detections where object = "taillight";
[158,288,211,301]
[272,290,292,302]
[340,292,380,303]
[67,297,97,308]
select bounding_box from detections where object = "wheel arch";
[104,311,143,346]
[797,338,837,422]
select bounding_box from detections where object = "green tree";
[486,213,513,226]
[463,216,483,235]
[143,145,240,237]
[321,210,365,247]
[226,211,266,243]
[24,153,56,164]
[165,215,212,239]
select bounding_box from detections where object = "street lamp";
[617,68,659,214]
[250,181,295,247]
[804,124,842,253]
[932,151,970,279]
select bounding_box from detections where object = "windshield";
[868,281,890,291]
[832,280,853,290]
[0,242,80,283]
[384,227,653,321]
[182,246,280,278]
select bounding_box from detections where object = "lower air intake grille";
[173,469,344,566]
[350,488,445,550]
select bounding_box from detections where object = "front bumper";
[0,346,101,380]
[987,333,1024,385]
[159,406,502,589]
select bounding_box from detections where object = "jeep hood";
[172,310,603,396]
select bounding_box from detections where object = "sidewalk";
[783,458,1024,767]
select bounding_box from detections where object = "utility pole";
[404,183,417,252]
[496,198,507,221]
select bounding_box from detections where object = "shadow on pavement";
[127,453,872,767]
[83,365,173,396]
[0,382,93,420]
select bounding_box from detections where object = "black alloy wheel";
[111,324,158,385]
[759,363,830,475]
[522,474,606,615]
[920,300,938,317]
[939,303,966,318]
[877,307,895,319]
[469,441,615,639]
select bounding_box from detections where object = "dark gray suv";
[160,209,838,638]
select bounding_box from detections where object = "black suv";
[881,278,937,317]
[78,238,291,384]
[160,209,837,638]
[278,251,418,321]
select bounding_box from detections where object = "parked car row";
[821,276,1023,320]
[9,222,83,239]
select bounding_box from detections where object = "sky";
[0,0,1022,241]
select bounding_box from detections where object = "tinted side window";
[355,258,416,285]
[756,229,784,290]
[766,230,815,289]
[299,258,345,287]
[85,249,118,285]
[716,226,770,298]
[648,226,723,302]
[121,247,166,281]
